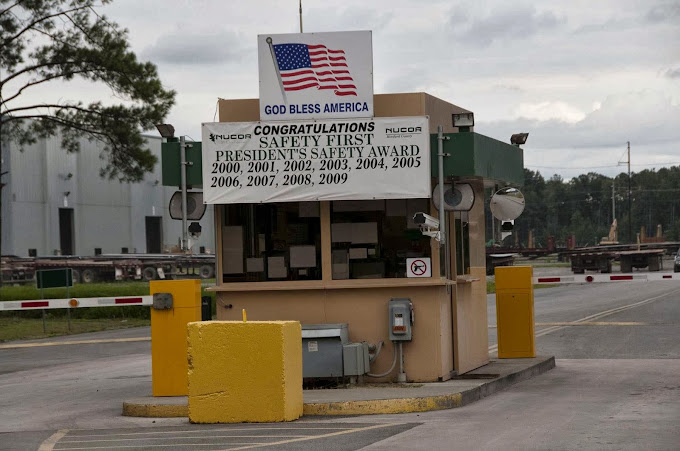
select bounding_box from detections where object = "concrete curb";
[305,356,556,416]
[122,356,555,417]
[122,400,188,418]
[303,393,463,416]
[460,356,556,407]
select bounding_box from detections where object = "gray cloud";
[494,84,525,92]
[381,67,431,93]
[306,6,393,32]
[447,5,565,47]
[665,67,680,78]
[142,30,247,65]
[646,1,680,23]
[476,91,680,151]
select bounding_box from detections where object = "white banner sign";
[258,31,373,121]
[202,117,430,204]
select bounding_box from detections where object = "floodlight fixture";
[510,133,529,146]
[155,123,175,138]
[452,112,475,128]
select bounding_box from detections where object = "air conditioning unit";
[301,324,370,380]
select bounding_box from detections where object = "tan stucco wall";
[213,93,488,379]
[452,180,489,373]
[216,285,453,382]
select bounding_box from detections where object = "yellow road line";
[66,427,354,438]
[489,321,646,328]
[0,337,150,349]
[224,423,405,451]
[61,434,311,444]
[39,429,69,451]
[54,443,265,450]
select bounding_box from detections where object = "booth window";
[330,199,431,279]
[455,213,470,275]
[220,202,321,282]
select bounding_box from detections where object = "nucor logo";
[209,133,251,142]
[386,127,422,133]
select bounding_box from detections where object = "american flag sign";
[272,43,357,96]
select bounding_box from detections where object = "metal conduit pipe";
[369,340,384,363]
[366,341,399,378]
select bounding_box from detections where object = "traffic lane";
[0,353,154,433]
[535,293,680,359]
[360,359,680,451]
[487,283,680,348]
[532,283,680,324]
[488,282,680,326]
[0,339,149,374]
[1,325,150,345]
[43,422,419,451]
[0,430,55,451]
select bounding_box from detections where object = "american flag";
[272,43,357,96]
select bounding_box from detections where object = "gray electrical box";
[343,342,370,376]
[388,298,413,341]
[152,292,173,310]
[301,324,348,378]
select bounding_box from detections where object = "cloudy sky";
[80,1,680,179]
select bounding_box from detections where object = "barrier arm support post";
[150,279,201,396]
[495,266,536,358]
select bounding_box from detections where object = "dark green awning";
[430,132,524,186]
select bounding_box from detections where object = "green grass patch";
[0,280,217,339]
[0,317,149,342]
[0,281,149,302]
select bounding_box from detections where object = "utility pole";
[627,141,631,243]
[611,183,616,224]
[180,135,190,253]
[299,0,303,32]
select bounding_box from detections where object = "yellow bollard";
[187,321,303,423]
[494,266,536,358]
[150,279,201,396]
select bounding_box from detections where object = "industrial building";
[1,132,215,257]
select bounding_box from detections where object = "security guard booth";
[207,92,524,381]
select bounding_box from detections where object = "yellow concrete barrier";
[187,321,303,423]
[150,279,201,396]
[494,266,536,358]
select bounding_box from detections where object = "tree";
[0,0,175,258]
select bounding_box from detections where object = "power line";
[527,162,680,170]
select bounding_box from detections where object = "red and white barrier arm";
[533,273,680,284]
[0,296,153,311]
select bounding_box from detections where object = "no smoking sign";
[406,258,431,278]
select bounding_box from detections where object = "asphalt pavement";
[1,266,679,450]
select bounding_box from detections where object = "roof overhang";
[430,132,524,187]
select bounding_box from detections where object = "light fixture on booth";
[154,123,175,138]
[452,112,474,131]
[510,133,529,146]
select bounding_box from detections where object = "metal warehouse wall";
[1,132,215,257]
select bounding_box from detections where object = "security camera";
[413,212,442,242]
[188,221,202,239]
[413,212,439,230]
